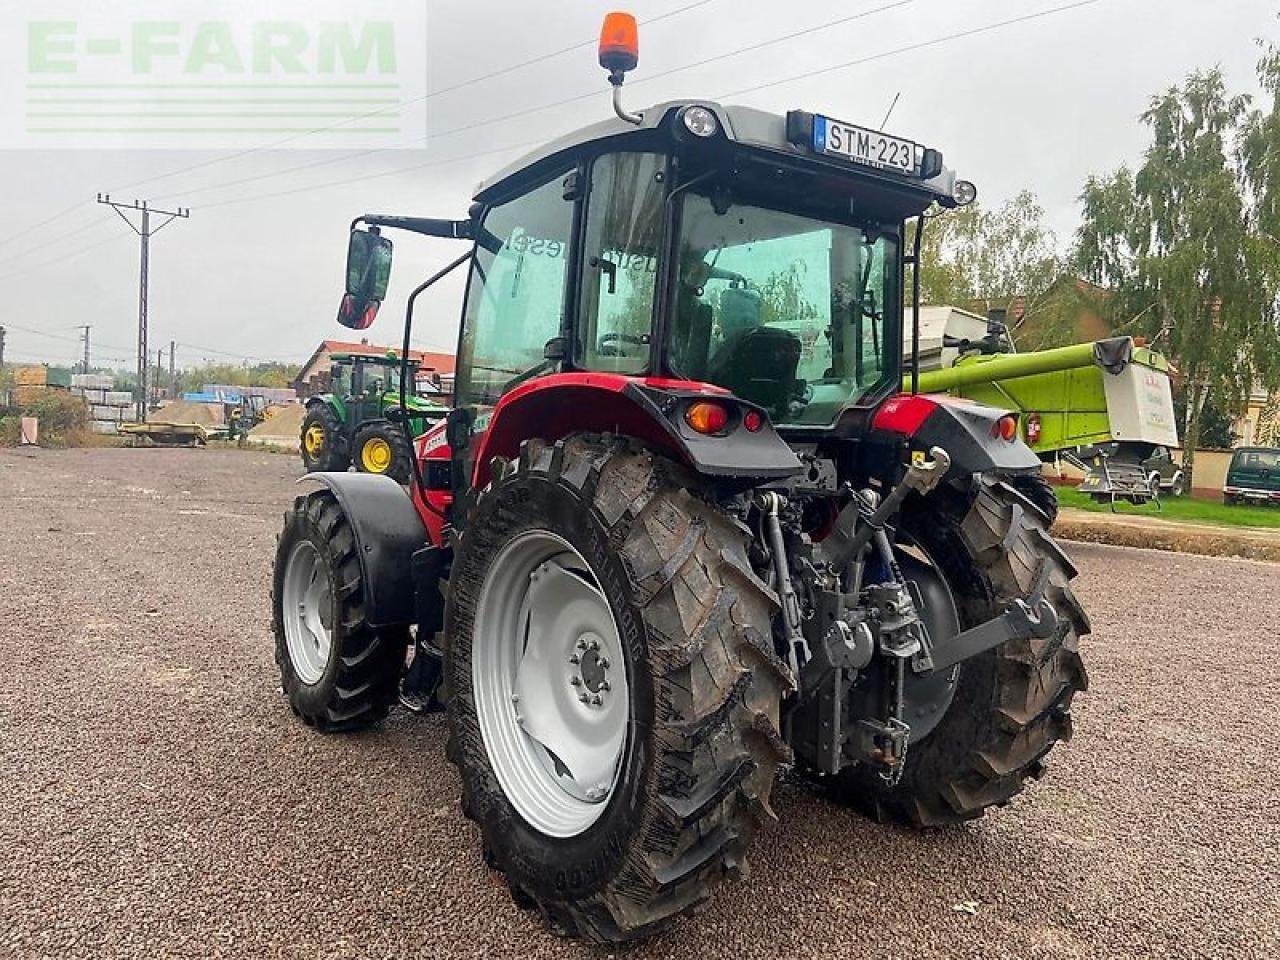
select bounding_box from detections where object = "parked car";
[1081,442,1185,500]
[1223,446,1280,506]
[1141,444,1186,497]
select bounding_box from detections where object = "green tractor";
[300,352,446,483]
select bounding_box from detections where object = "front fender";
[299,472,427,628]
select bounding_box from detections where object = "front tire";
[272,490,409,730]
[443,436,790,942]
[836,476,1089,826]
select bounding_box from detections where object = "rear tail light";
[685,401,729,435]
[742,409,764,433]
[993,414,1018,443]
[872,395,938,436]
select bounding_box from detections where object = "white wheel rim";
[282,540,333,685]
[472,531,630,838]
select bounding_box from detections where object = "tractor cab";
[337,68,982,507]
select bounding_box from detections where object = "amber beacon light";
[598,12,639,73]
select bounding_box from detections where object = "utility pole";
[155,348,164,407]
[0,326,6,371]
[79,325,91,374]
[97,195,189,422]
[169,340,176,399]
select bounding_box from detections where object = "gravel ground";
[1,446,1276,960]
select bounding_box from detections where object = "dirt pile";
[149,400,223,426]
[246,403,304,449]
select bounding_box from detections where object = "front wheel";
[835,477,1089,826]
[272,490,408,730]
[443,436,789,942]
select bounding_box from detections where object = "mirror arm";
[352,215,472,240]
[400,249,474,508]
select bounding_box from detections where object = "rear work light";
[685,401,729,435]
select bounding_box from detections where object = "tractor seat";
[706,325,803,415]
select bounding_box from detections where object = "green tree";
[915,191,1065,340]
[1076,66,1279,486]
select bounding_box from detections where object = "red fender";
[469,373,729,490]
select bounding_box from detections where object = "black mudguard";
[623,383,803,481]
[299,472,427,628]
[913,402,1042,480]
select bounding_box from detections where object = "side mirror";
[336,228,393,329]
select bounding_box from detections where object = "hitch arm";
[927,563,1059,673]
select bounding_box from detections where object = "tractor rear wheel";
[835,476,1089,826]
[272,490,409,730]
[352,421,413,484]
[1006,472,1059,526]
[300,404,349,472]
[443,435,789,942]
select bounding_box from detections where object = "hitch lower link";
[924,559,1060,674]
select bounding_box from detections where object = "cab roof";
[473,99,963,213]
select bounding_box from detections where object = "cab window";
[577,152,665,374]
[455,172,574,407]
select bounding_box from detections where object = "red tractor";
[272,13,1088,944]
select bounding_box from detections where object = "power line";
[155,0,910,206]
[115,0,719,198]
[0,215,112,271]
[0,232,131,284]
[0,200,88,250]
[717,0,1103,101]
[190,0,1104,212]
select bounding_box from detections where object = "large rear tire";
[835,476,1089,826]
[443,435,790,942]
[300,404,349,472]
[1006,472,1059,526]
[272,490,409,730]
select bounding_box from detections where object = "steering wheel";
[598,332,648,357]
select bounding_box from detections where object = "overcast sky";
[1,0,1274,372]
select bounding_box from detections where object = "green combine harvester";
[300,352,447,483]
[904,307,1180,518]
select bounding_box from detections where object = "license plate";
[813,115,919,176]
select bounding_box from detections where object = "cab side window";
[578,152,665,374]
[455,172,574,407]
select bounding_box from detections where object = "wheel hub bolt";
[578,693,590,704]
[599,657,610,670]
[568,653,580,664]
[569,676,582,687]
[590,694,602,706]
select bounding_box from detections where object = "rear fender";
[299,472,427,628]
[469,373,802,489]
[872,394,1041,480]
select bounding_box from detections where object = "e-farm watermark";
[4,2,426,148]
